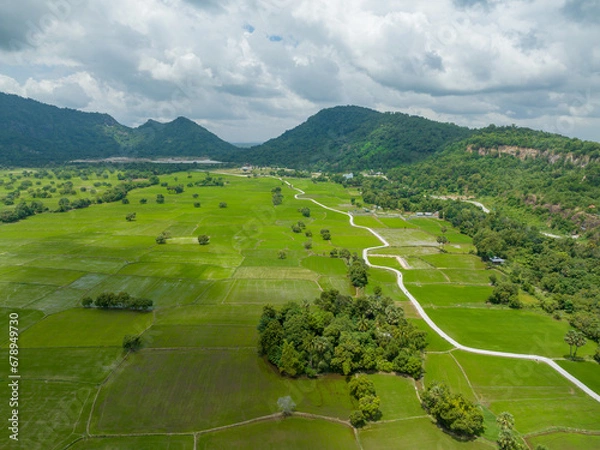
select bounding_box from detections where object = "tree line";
[81,292,153,311]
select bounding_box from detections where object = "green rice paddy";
[1,169,597,449]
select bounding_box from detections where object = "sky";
[0,0,599,143]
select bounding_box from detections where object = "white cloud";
[0,0,598,142]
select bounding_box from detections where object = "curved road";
[284,181,600,403]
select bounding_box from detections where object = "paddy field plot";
[70,436,194,450]
[410,285,493,307]
[91,349,353,433]
[527,433,600,450]
[453,351,600,434]
[196,416,358,450]
[359,417,492,450]
[425,307,590,357]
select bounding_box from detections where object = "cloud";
[0,0,598,143]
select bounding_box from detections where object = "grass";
[408,318,454,352]
[2,171,598,448]
[527,432,600,450]
[145,324,257,348]
[70,436,194,450]
[410,285,493,307]
[91,349,353,433]
[225,279,322,304]
[556,359,600,395]
[0,380,93,450]
[359,417,492,450]
[19,309,154,347]
[197,416,358,450]
[368,374,424,420]
[17,347,124,383]
[425,308,589,358]
[423,353,477,402]
[453,351,600,434]
[420,253,486,270]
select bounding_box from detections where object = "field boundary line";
[449,351,479,403]
[284,180,600,404]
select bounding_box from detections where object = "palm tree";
[496,412,515,431]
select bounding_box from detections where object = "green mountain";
[384,125,600,236]
[244,105,473,170]
[0,93,239,165]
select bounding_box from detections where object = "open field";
[1,170,599,448]
[197,416,358,450]
[425,308,593,358]
[359,417,493,450]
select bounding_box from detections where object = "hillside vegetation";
[0,93,239,165]
[244,106,472,170]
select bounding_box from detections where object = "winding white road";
[285,181,600,403]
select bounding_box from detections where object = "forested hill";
[0,93,239,165]
[242,106,473,170]
[385,125,600,237]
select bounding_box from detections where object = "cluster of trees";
[166,184,184,194]
[421,382,485,438]
[320,228,331,240]
[272,186,284,205]
[257,289,426,378]
[0,201,45,223]
[194,174,225,187]
[348,375,382,427]
[57,197,91,212]
[156,231,171,244]
[291,221,306,233]
[81,292,153,311]
[488,279,522,309]
[299,207,310,217]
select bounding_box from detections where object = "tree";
[349,410,366,428]
[488,281,520,308]
[496,412,524,450]
[81,297,93,308]
[564,329,586,358]
[122,198,130,204]
[321,231,331,240]
[594,346,600,364]
[123,335,142,351]
[421,382,484,438]
[156,231,170,244]
[299,207,310,217]
[278,250,287,259]
[197,234,210,245]
[279,340,302,377]
[348,375,376,400]
[277,396,296,416]
[156,194,165,204]
[436,234,448,250]
[140,198,147,204]
[358,395,381,421]
[219,202,227,208]
[304,240,312,250]
[126,212,136,222]
[348,260,368,291]
[194,202,201,208]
